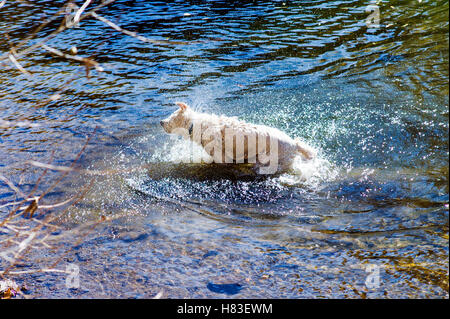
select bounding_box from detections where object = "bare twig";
[24,196,77,210]
[13,2,70,52]
[26,161,75,173]
[0,0,182,296]
[0,197,37,210]
[41,43,104,72]
[7,53,32,76]
[0,174,27,199]
[0,0,116,63]
[91,12,192,45]
[73,0,92,25]
[6,268,69,275]
[2,150,55,221]
[26,159,149,176]
[37,127,98,202]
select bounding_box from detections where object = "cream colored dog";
[160,102,316,174]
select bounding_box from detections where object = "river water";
[0,0,448,298]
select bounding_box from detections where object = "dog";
[160,102,316,174]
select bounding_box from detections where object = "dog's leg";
[295,138,316,160]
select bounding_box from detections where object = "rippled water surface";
[0,0,448,298]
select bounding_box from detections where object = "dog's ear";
[175,102,189,111]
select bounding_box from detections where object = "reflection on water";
[0,0,448,298]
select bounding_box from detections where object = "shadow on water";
[0,0,448,298]
[143,162,263,182]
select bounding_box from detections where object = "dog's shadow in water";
[130,162,296,216]
[144,162,279,182]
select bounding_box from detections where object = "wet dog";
[160,102,316,174]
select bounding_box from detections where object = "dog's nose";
[160,120,164,127]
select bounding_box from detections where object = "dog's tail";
[295,138,316,161]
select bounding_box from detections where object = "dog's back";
[207,116,315,165]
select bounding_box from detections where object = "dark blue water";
[0,0,448,298]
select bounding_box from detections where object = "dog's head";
[160,102,192,136]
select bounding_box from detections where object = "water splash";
[277,154,339,188]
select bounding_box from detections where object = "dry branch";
[91,12,189,45]
[0,0,176,297]
[7,53,32,76]
[0,174,27,199]
[73,0,92,25]
[0,0,116,63]
[41,43,104,73]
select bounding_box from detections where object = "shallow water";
[0,0,448,298]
